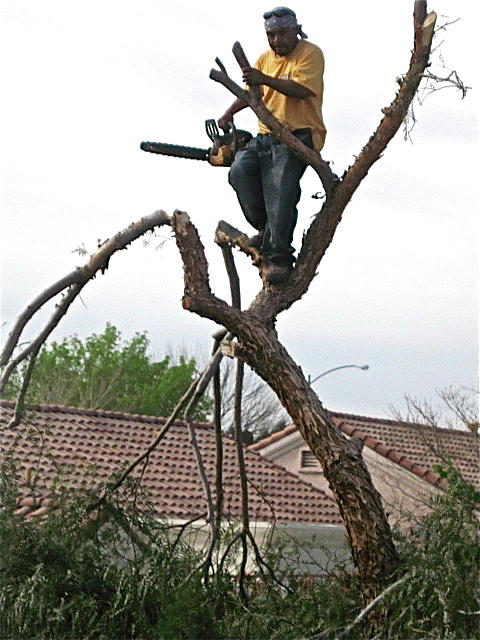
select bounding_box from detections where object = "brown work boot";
[247,230,264,249]
[265,263,291,285]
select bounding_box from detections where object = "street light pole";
[307,364,369,385]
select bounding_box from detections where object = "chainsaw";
[140,119,252,167]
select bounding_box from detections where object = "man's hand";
[217,94,249,132]
[218,113,233,132]
[242,67,268,86]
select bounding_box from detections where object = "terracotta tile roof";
[250,411,480,490]
[0,401,343,527]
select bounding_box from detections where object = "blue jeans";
[228,129,312,266]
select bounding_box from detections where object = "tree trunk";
[231,321,399,600]
[174,210,399,601]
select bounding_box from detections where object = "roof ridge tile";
[0,399,212,429]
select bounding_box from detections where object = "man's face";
[266,26,299,56]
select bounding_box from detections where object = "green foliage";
[383,464,480,639]
[1,462,478,639]
[3,324,210,420]
[0,469,221,639]
[0,464,357,640]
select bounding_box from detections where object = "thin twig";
[219,532,242,574]
[168,514,207,558]
[87,374,199,512]
[220,243,250,602]
[334,576,407,639]
[235,360,249,603]
[246,528,293,594]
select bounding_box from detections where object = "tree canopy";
[3,324,210,421]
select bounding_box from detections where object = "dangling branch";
[7,348,40,429]
[185,393,215,544]
[202,333,225,580]
[87,340,230,514]
[0,282,87,396]
[219,242,251,601]
[88,375,197,512]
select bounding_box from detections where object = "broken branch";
[0,210,171,369]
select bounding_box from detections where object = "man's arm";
[218,93,249,131]
[243,67,315,99]
[217,63,315,131]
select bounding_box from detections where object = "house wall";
[174,519,351,575]
[258,436,440,529]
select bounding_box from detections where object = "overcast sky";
[1,0,478,423]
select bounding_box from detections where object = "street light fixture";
[307,364,369,385]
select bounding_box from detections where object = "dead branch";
[418,69,470,98]
[168,514,208,559]
[215,219,262,267]
[7,349,40,429]
[202,334,224,578]
[172,210,245,329]
[245,528,293,593]
[224,245,251,600]
[185,391,215,544]
[0,282,87,395]
[0,210,171,369]
[218,531,242,574]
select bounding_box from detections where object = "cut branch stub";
[215,220,262,266]
[232,41,251,71]
[232,41,262,103]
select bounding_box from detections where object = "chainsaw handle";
[205,119,220,142]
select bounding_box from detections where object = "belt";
[258,128,311,137]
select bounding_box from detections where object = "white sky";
[1,0,478,422]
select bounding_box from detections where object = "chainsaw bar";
[140,141,209,161]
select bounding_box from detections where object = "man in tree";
[218,6,326,284]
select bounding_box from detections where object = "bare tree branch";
[87,375,198,512]
[0,210,171,369]
[0,212,173,404]
[0,282,87,395]
[203,335,224,579]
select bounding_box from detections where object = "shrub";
[383,464,480,639]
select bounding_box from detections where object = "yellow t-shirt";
[255,39,326,151]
